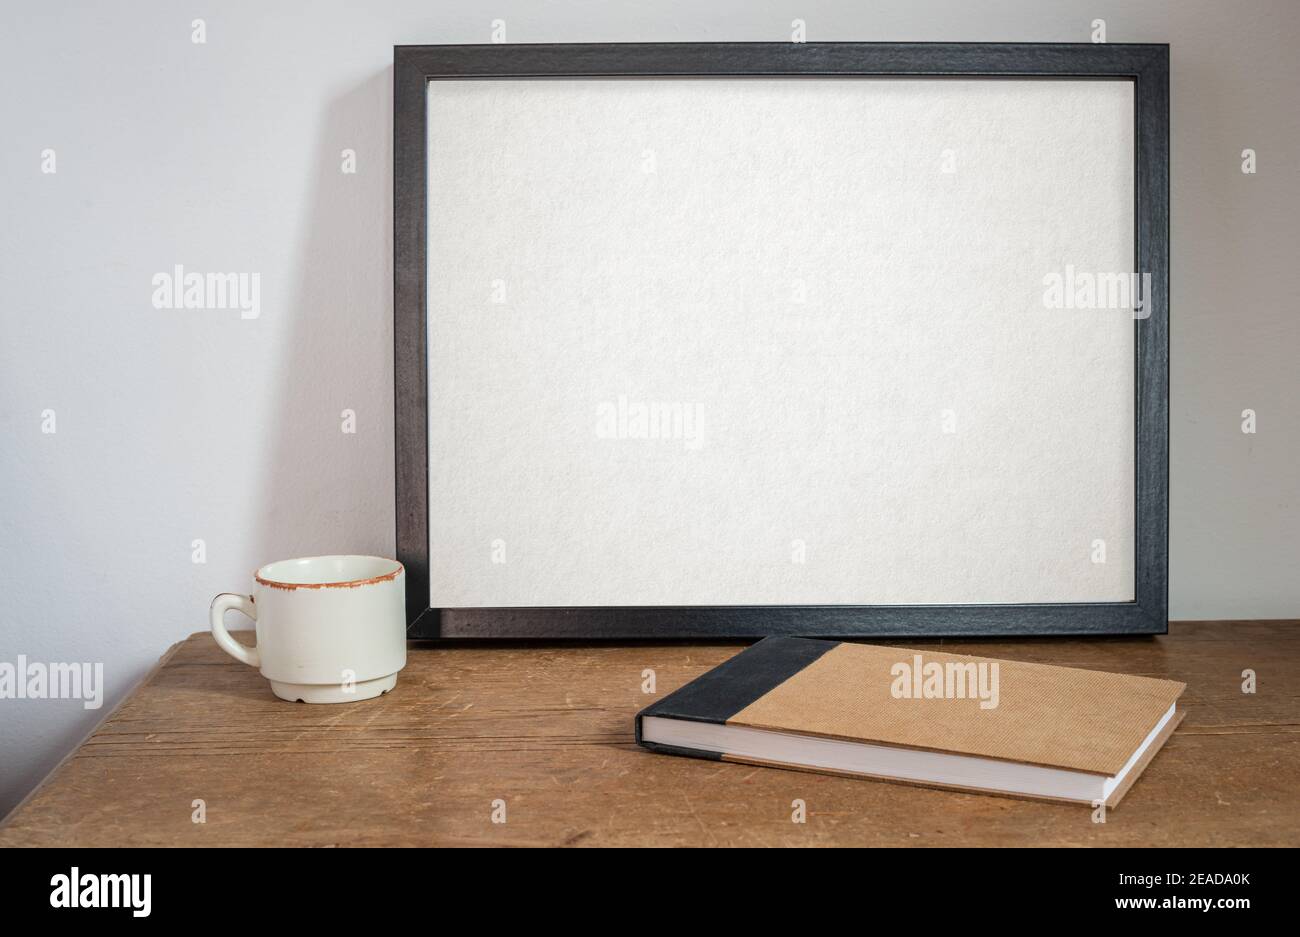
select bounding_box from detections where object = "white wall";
[2,0,1297,816]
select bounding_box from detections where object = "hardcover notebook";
[636,637,1186,806]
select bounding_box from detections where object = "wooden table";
[2,621,1296,847]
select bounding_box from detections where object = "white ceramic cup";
[209,555,407,703]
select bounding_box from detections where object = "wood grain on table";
[1,621,1296,847]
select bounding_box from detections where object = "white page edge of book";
[641,704,1176,804]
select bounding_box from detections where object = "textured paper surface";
[730,643,1184,775]
[425,78,1136,607]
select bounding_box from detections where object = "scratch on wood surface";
[680,788,718,847]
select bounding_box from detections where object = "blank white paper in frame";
[425,77,1136,608]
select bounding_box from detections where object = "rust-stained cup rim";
[254,555,404,591]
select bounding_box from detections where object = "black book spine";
[634,636,840,757]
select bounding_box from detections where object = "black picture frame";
[394,42,1169,640]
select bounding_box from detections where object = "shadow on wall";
[254,68,397,567]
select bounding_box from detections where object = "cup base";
[269,672,397,704]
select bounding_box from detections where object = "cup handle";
[209,593,260,668]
